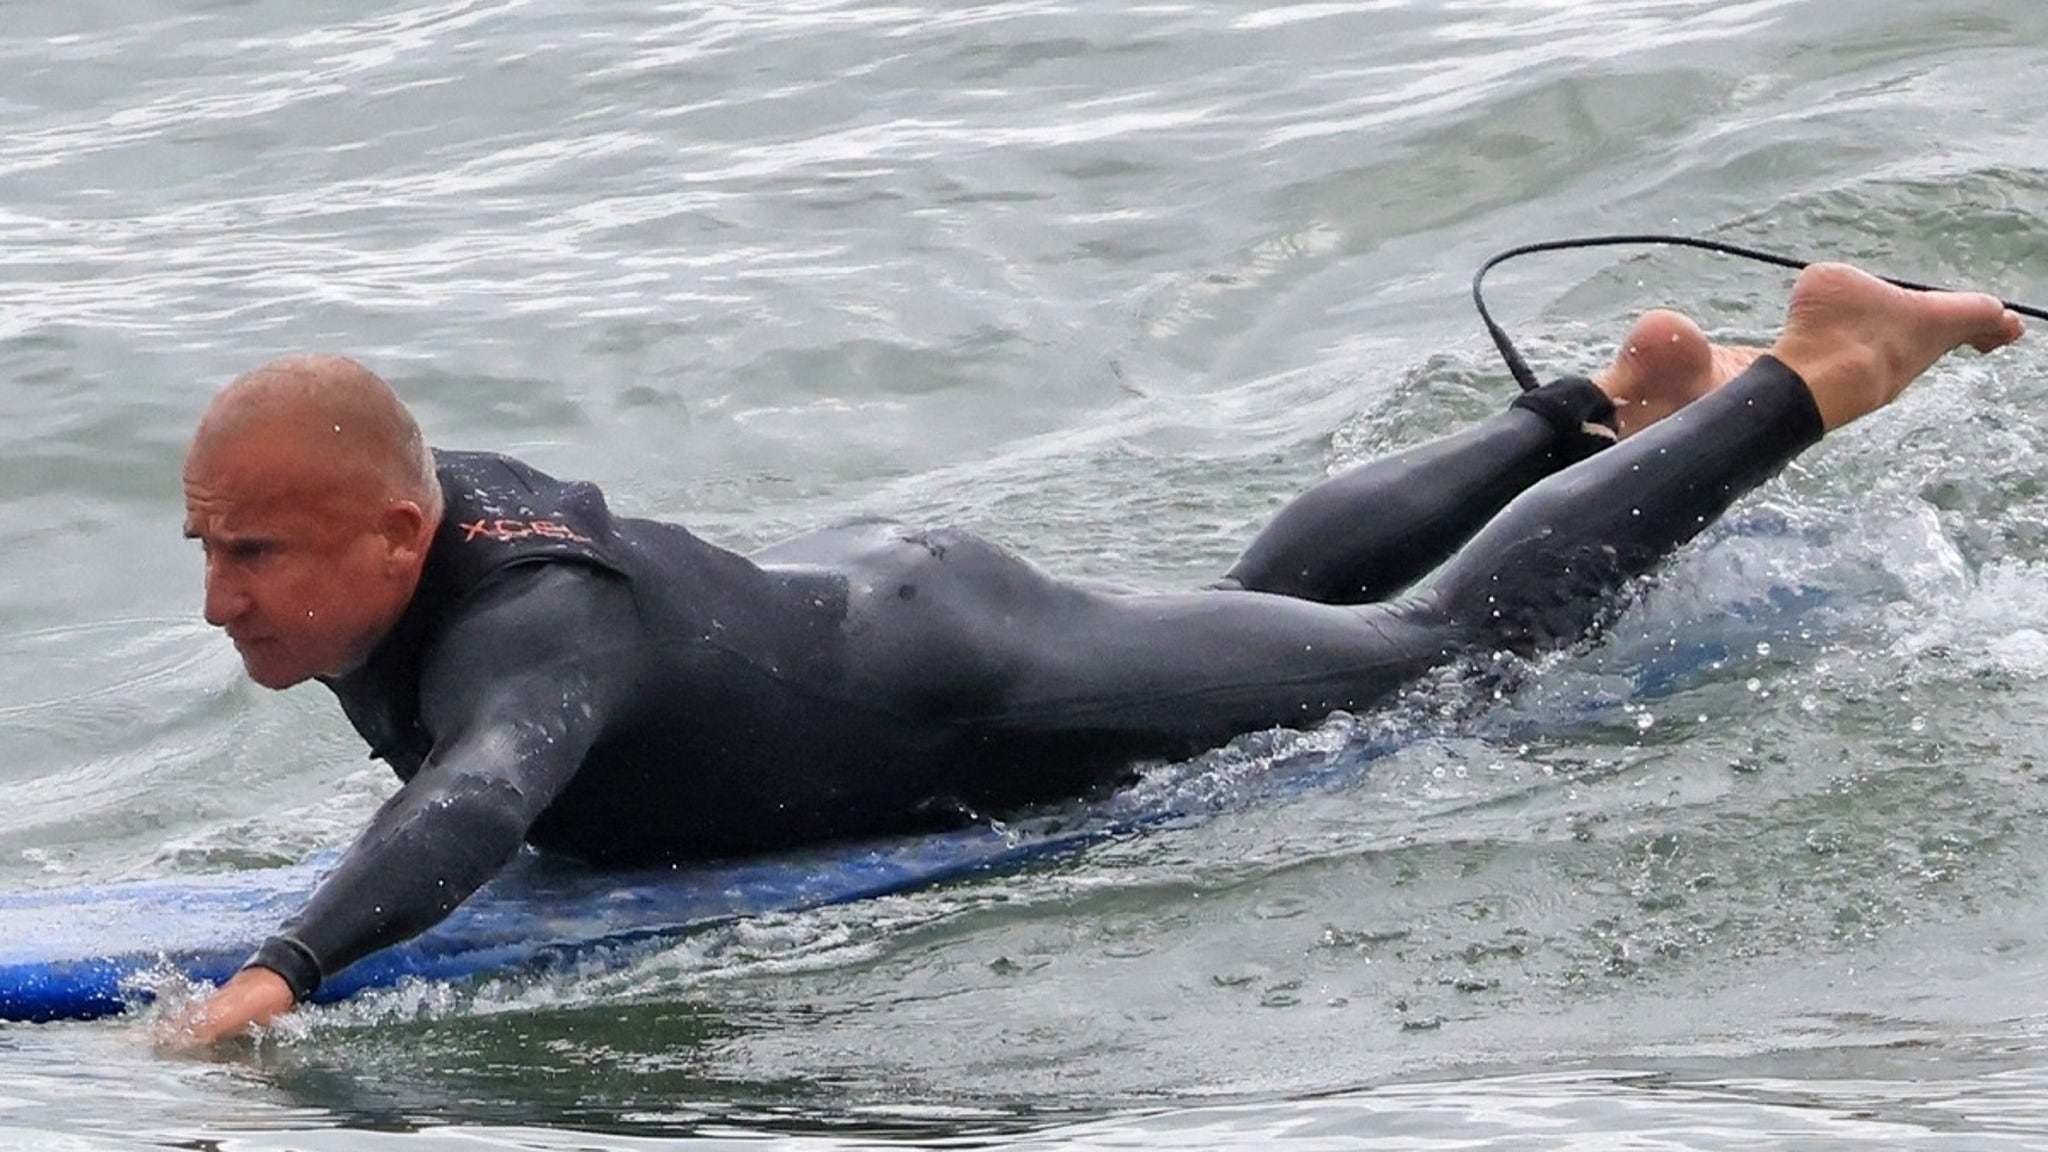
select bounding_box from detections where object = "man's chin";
[243,664,313,690]
[234,645,314,690]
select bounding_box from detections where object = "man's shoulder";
[426,449,619,553]
[431,447,578,493]
[404,449,633,638]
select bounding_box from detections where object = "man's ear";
[377,500,435,575]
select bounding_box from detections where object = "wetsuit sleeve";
[1223,377,1616,604]
[1420,355,1824,654]
[242,563,645,1001]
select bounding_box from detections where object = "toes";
[1972,309,2026,353]
[1957,298,2025,353]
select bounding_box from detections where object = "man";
[170,264,2023,1044]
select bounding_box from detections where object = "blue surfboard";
[0,568,1831,1024]
[0,815,1143,1024]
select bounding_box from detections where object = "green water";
[7,0,2048,1147]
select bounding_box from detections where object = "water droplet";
[1910,716,1927,733]
[1746,678,1762,693]
[1755,641,1772,658]
[1635,712,1656,732]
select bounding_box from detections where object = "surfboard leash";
[1471,233,2048,393]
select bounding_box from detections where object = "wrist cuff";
[1512,376,1619,464]
[244,935,323,1003]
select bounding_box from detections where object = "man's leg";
[1420,264,2024,657]
[1223,311,1765,605]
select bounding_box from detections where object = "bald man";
[170,265,2024,1044]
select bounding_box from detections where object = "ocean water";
[7,0,2048,1147]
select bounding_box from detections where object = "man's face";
[183,430,410,689]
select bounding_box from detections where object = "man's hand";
[152,966,296,1050]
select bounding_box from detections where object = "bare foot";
[1594,310,1765,438]
[1770,263,2025,432]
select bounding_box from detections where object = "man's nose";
[202,560,249,627]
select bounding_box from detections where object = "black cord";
[1471,233,2048,392]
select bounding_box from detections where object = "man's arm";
[161,563,643,1045]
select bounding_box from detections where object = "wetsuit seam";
[980,653,1421,725]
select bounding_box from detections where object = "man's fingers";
[147,967,296,1053]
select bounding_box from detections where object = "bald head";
[192,354,442,523]
[185,355,445,688]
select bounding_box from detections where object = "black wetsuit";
[247,360,1821,1000]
